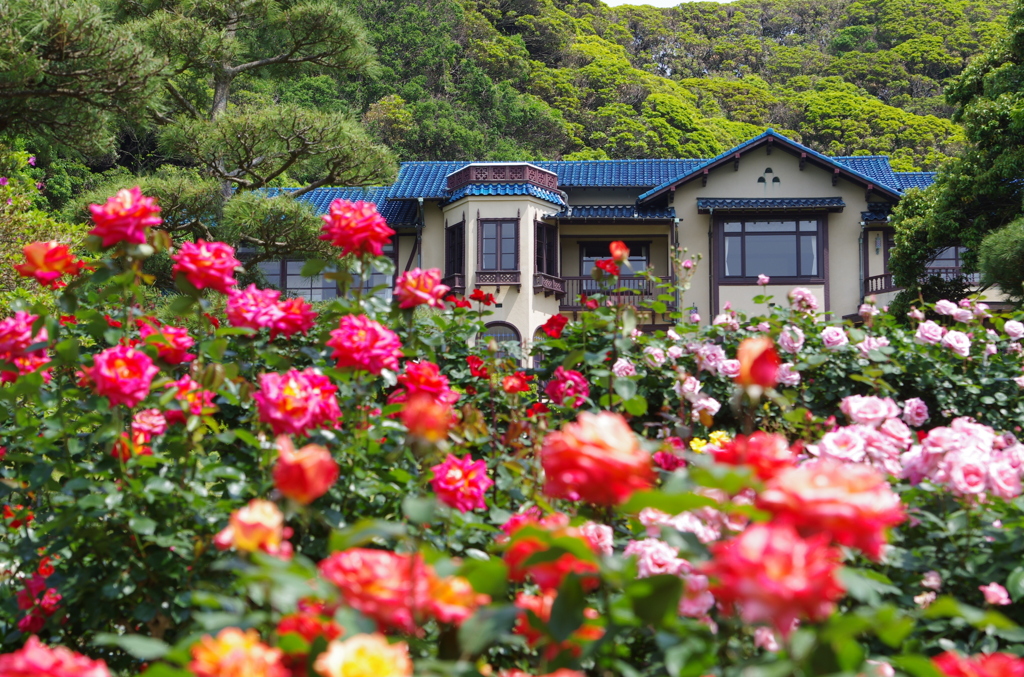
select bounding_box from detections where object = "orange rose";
[400,393,453,443]
[273,436,339,505]
[425,574,490,625]
[540,411,654,505]
[757,459,906,560]
[313,634,412,677]
[14,241,84,288]
[213,499,293,559]
[190,627,287,677]
[736,336,781,389]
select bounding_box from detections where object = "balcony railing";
[559,276,675,311]
[864,267,982,296]
[476,271,521,290]
[533,272,565,297]
[442,273,465,295]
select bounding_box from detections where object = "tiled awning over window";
[696,197,845,213]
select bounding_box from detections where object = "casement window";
[445,221,465,277]
[580,241,649,275]
[535,223,558,276]
[926,246,968,272]
[257,241,396,301]
[482,321,521,359]
[720,218,823,281]
[479,219,519,271]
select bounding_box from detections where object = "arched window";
[481,322,522,359]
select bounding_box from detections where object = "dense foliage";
[4,194,1024,677]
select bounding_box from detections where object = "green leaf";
[624,395,648,416]
[129,517,157,536]
[328,519,406,552]
[625,574,682,625]
[837,567,901,605]
[890,655,945,677]
[300,259,329,277]
[620,490,717,515]
[94,633,170,660]
[1007,566,1024,601]
[562,349,585,369]
[401,495,437,525]
[167,295,196,315]
[613,377,637,402]
[458,605,519,656]
[458,557,509,599]
[549,575,586,642]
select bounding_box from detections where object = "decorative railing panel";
[559,276,675,311]
[533,272,565,297]
[447,164,559,192]
[442,273,465,295]
[476,271,521,289]
[864,268,981,296]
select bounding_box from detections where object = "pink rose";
[625,539,689,578]
[580,522,614,556]
[788,287,818,312]
[643,346,667,368]
[612,357,635,377]
[1005,320,1024,339]
[902,398,930,427]
[988,458,1022,500]
[941,330,971,357]
[673,375,702,402]
[754,627,780,652]
[921,571,942,590]
[856,335,890,358]
[915,320,945,345]
[819,326,848,349]
[953,308,974,323]
[946,451,988,496]
[934,299,958,316]
[778,326,804,354]
[545,366,589,408]
[395,267,449,310]
[908,307,926,321]
[84,345,159,408]
[777,363,801,386]
[840,395,900,427]
[719,359,741,378]
[979,582,1012,606]
[667,345,684,359]
[879,417,913,450]
[816,427,867,463]
[679,573,715,618]
[757,274,770,286]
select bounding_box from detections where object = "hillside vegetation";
[333,0,1010,170]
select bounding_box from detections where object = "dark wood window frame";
[535,221,559,276]
[577,239,652,275]
[715,214,828,286]
[478,217,520,271]
[445,221,466,276]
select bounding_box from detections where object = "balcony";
[442,273,465,295]
[559,276,675,311]
[476,271,521,291]
[864,267,981,296]
[533,272,565,297]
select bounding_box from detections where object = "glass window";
[536,223,558,275]
[445,223,465,277]
[482,322,522,360]
[581,241,648,276]
[720,218,822,280]
[480,220,518,271]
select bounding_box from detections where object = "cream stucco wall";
[722,284,826,317]
[670,145,896,318]
[566,188,639,206]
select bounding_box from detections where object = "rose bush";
[2,193,1024,677]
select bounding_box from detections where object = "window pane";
[724,236,742,276]
[746,220,796,232]
[287,261,305,273]
[745,235,797,276]
[800,235,818,276]
[483,222,496,241]
[799,220,817,232]
[724,222,742,233]
[258,261,281,287]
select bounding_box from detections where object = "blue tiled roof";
[696,197,846,212]
[862,210,891,222]
[265,187,419,227]
[637,130,905,202]
[893,172,938,190]
[443,183,566,207]
[560,205,675,219]
[389,159,706,199]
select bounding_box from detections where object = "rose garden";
[3,187,1024,677]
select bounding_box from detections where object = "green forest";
[2,0,1022,301]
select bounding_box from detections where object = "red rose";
[273,436,339,505]
[711,432,797,481]
[609,241,629,264]
[595,259,620,276]
[540,314,568,338]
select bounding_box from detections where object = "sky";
[603,0,732,5]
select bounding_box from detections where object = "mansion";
[264,130,965,348]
